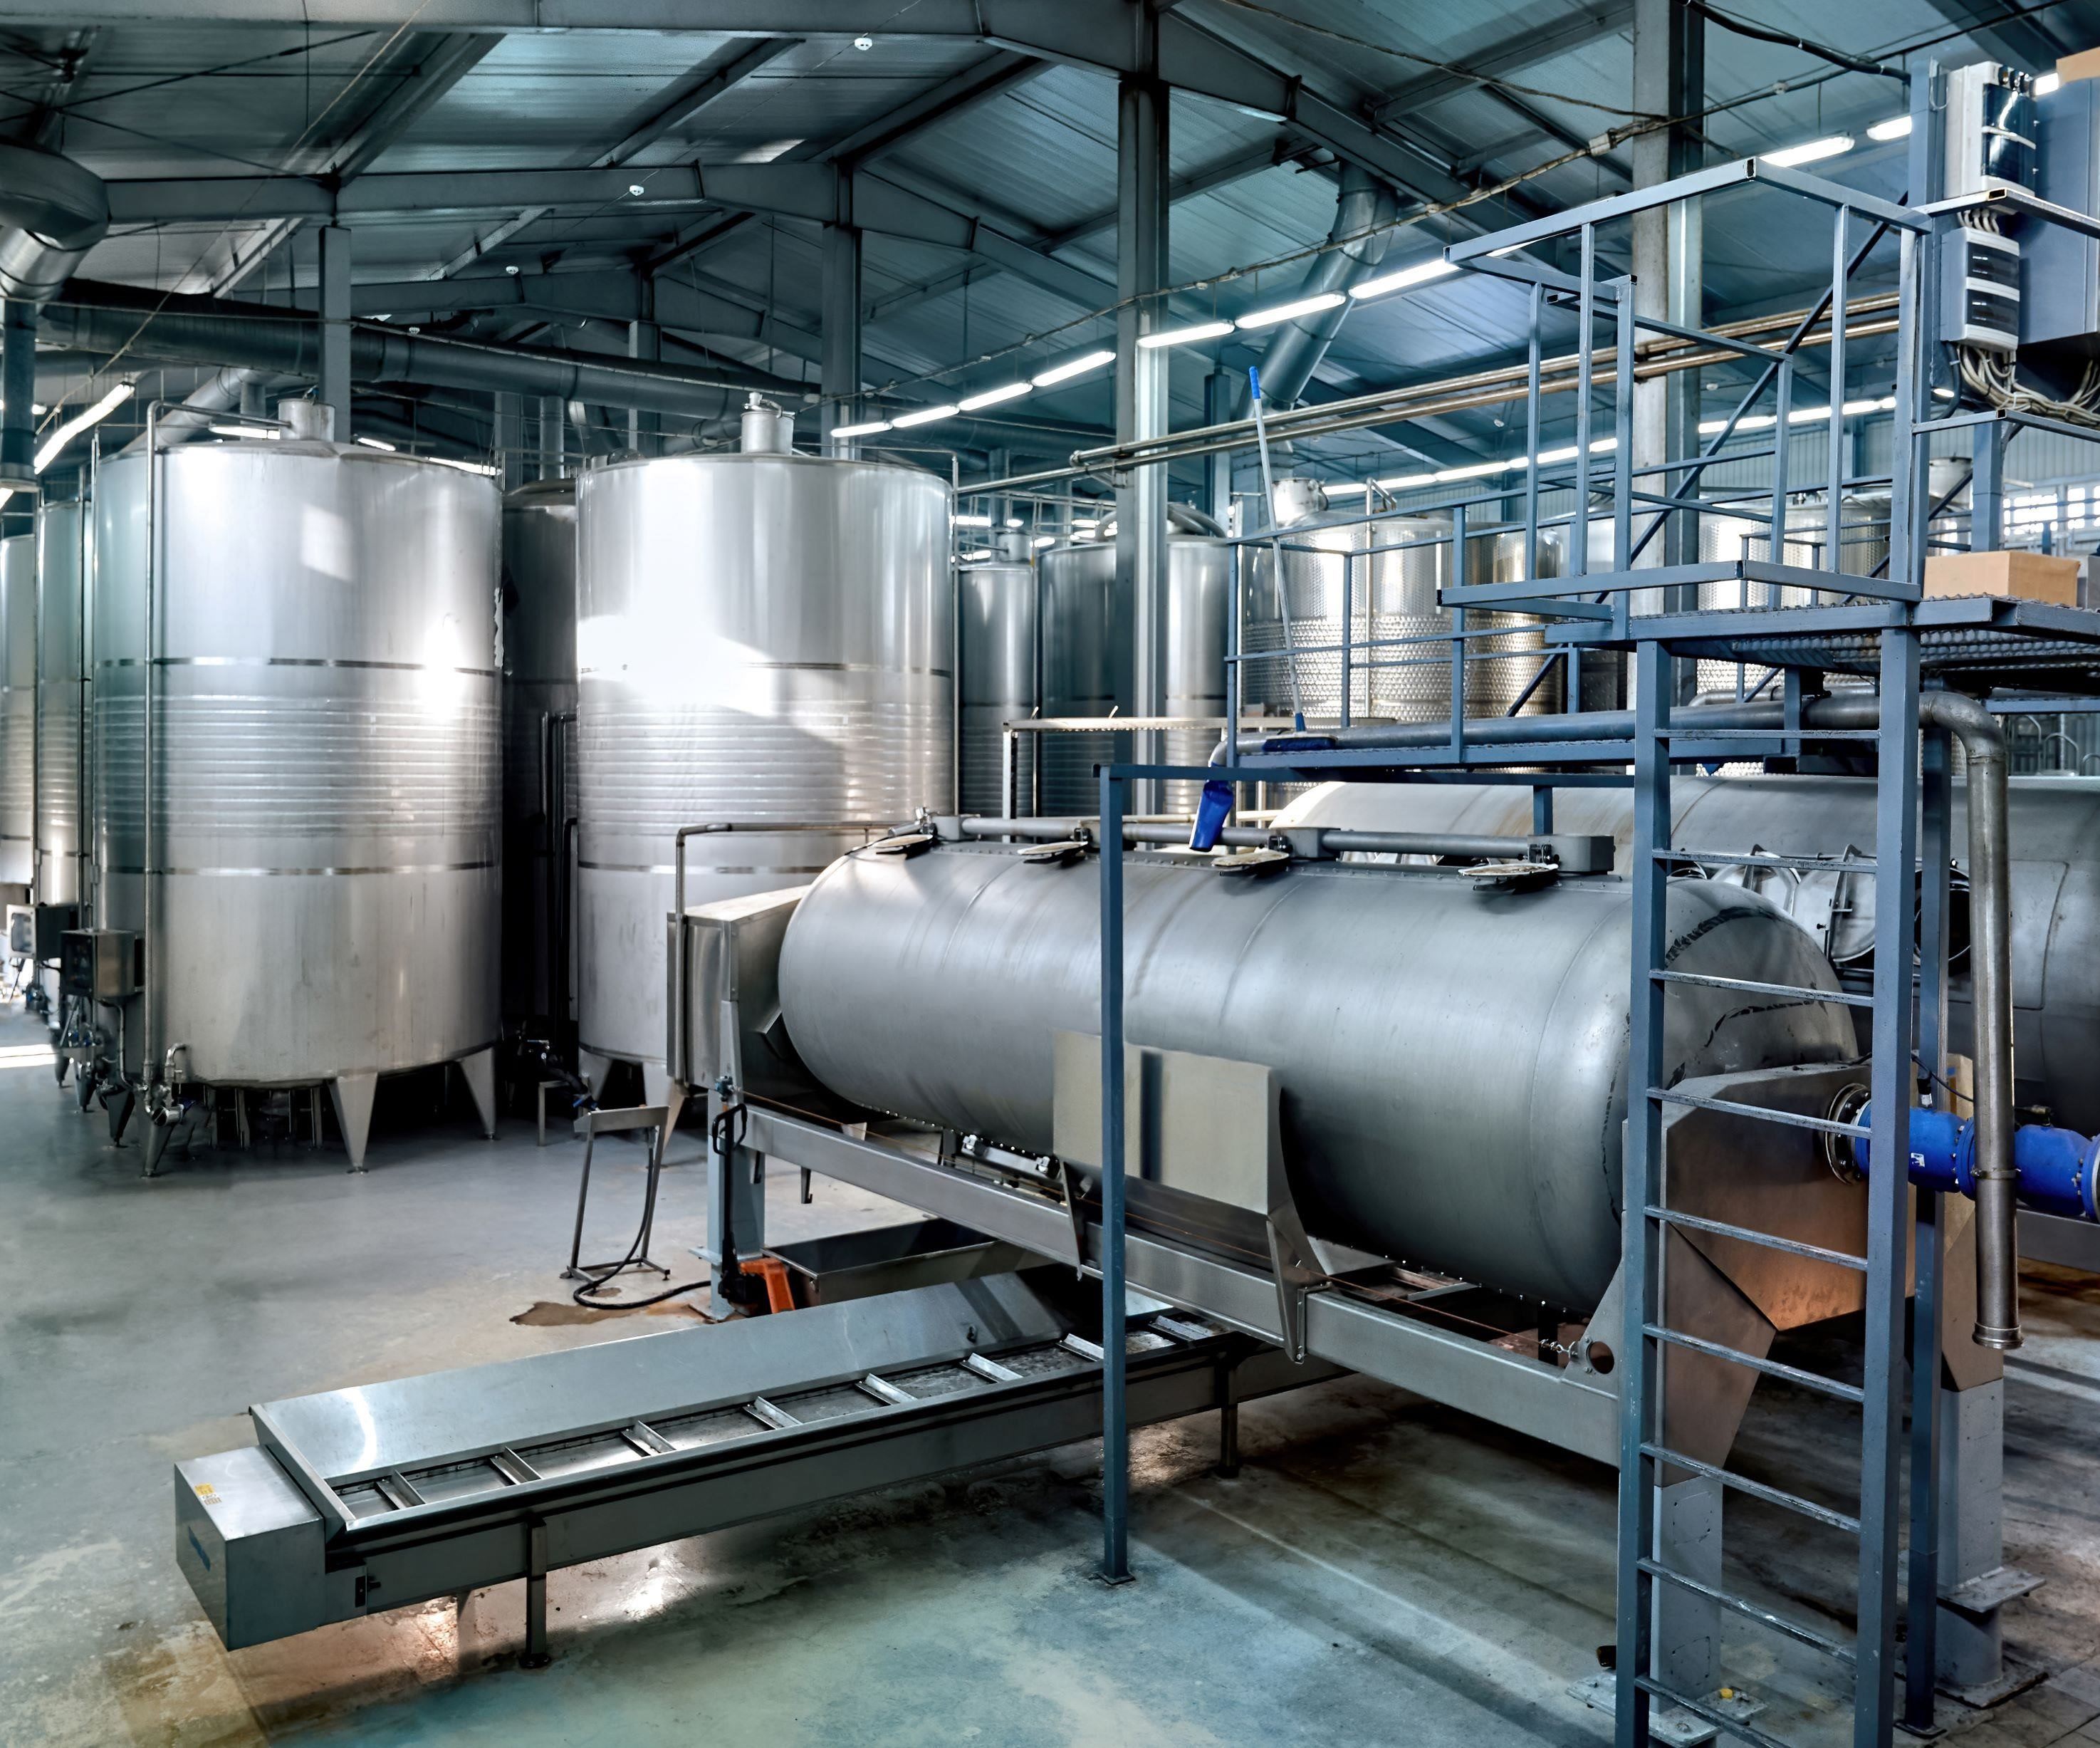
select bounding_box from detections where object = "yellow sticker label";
[193,1483,219,1502]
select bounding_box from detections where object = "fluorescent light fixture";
[890,403,958,428]
[1137,319,1233,349]
[36,382,134,473]
[429,456,501,477]
[830,418,893,437]
[209,422,277,440]
[957,380,1032,411]
[1698,395,1899,435]
[1004,516,1023,529]
[1434,457,1517,482]
[954,513,993,529]
[1032,349,1115,387]
[960,546,993,561]
[1348,259,1458,301]
[1866,115,1913,142]
[2037,71,2062,96]
[1324,482,1372,496]
[1072,519,1101,532]
[1370,471,1438,491]
[1761,134,1854,168]
[355,435,397,451]
[0,488,12,511]
[1235,291,1344,331]
[1033,535,1055,549]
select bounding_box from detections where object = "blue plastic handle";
[1247,365,1262,403]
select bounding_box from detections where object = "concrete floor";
[3,1001,2099,1747]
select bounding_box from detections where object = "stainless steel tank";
[1273,774,2100,1133]
[574,439,951,1088]
[34,500,88,907]
[0,531,33,886]
[956,555,1035,816]
[1036,508,1229,814]
[91,420,501,1133]
[777,845,1853,1309]
[501,477,577,1029]
[1240,504,1558,724]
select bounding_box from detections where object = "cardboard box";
[1922,548,2080,605]
[2057,46,2100,88]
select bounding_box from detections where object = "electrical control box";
[2022,75,2100,358]
[32,902,78,962]
[61,928,140,1002]
[1944,61,2039,200]
[1940,225,2022,351]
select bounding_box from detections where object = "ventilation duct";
[0,144,109,305]
[1238,164,1399,415]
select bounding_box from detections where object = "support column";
[1115,36,1169,813]
[1,298,36,489]
[822,175,863,457]
[318,225,352,439]
[629,279,662,457]
[538,394,565,479]
[1972,421,2004,551]
[1630,0,1702,692]
[494,392,526,491]
[1204,365,1233,530]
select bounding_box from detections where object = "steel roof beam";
[1369,2,1635,120]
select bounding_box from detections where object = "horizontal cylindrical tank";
[0,531,32,886]
[501,477,577,1029]
[93,432,501,1086]
[575,446,951,1077]
[35,500,88,907]
[1036,511,1229,813]
[956,557,1035,816]
[1273,774,2100,1133]
[777,845,1854,1309]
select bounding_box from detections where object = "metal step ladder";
[1615,637,1921,1748]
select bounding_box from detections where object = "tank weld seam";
[100,860,496,876]
[95,656,501,678]
[578,660,951,680]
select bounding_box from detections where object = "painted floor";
[2,1000,2097,1747]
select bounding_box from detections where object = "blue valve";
[1853,1101,2100,1222]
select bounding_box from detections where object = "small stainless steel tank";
[956,551,1035,816]
[1036,507,1229,814]
[501,476,577,1030]
[92,407,501,1166]
[779,844,1854,1310]
[574,432,951,1092]
[0,532,33,886]
[34,500,89,907]
[1242,494,1559,724]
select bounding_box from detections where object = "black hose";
[565,1098,748,1311]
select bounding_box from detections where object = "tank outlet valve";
[1843,1098,2100,1223]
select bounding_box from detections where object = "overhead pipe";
[1235,688,2020,1346]
[1236,164,1400,416]
[41,283,767,422]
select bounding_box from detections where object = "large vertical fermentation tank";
[1272,774,2100,1133]
[1035,509,1229,813]
[92,422,501,1092]
[34,500,88,907]
[777,846,1855,1310]
[956,551,1035,816]
[0,533,32,886]
[501,477,577,1029]
[574,410,951,1081]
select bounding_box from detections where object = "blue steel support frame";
[1859,634,1921,1745]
